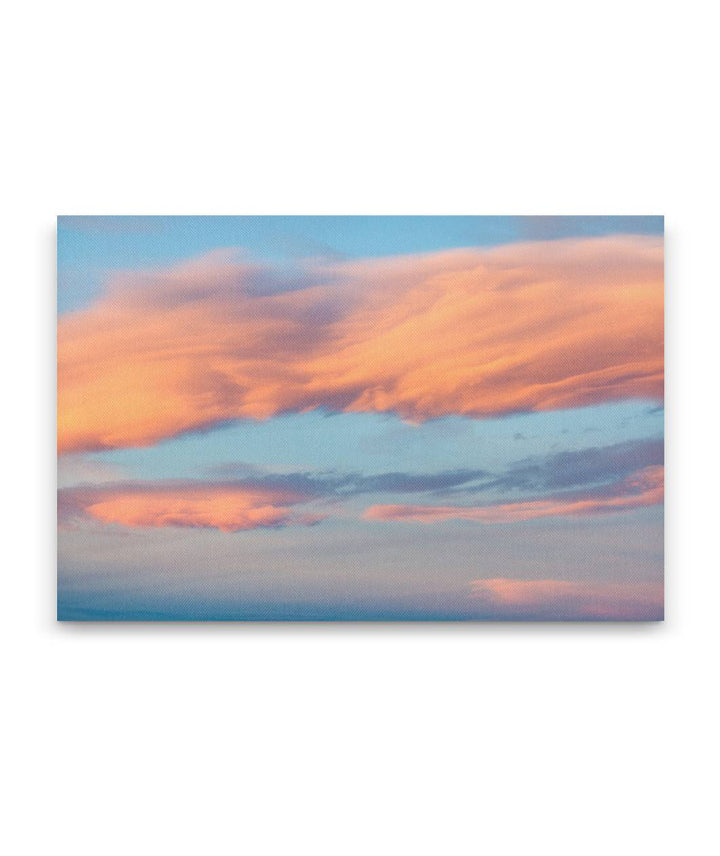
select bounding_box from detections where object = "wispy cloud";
[59,440,663,532]
[363,465,663,524]
[470,438,664,493]
[58,236,663,452]
[204,464,491,496]
[469,578,663,620]
[208,437,662,499]
[56,468,492,532]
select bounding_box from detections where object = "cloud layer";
[469,578,663,619]
[363,465,663,524]
[59,438,664,533]
[58,236,663,452]
[209,436,662,500]
[58,481,322,532]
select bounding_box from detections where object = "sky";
[57,216,664,620]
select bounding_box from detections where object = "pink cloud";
[363,465,663,524]
[469,578,663,619]
[58,481,324,533]
[58,236,663,453]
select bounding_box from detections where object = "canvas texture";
[57,216,664,620]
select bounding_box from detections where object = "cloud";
[57,467,495,532]
[60,460,663,533]
[58,480,324,533]
[474,438,664,493]
[62,442,661,533]
[199,438,662,504]
[363,465,663,524]
[469,578,663,620]
[58,236,663,452]
[204,464,491,496]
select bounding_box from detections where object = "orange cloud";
[363,465,663,524]
[58,236,663,452]
[58,481,323,532]
[469,578,663,619]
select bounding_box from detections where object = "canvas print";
[57,216,664,620]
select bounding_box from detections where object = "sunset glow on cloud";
[59,481,322,532]
[363,465,663,524]
[469,578,663,619]
[58,236,663,453]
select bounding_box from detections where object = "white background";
[2,1,718,853]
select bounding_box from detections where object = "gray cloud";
[462,438,663,495]
[201,466,491,498]
[205,437,663,501]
